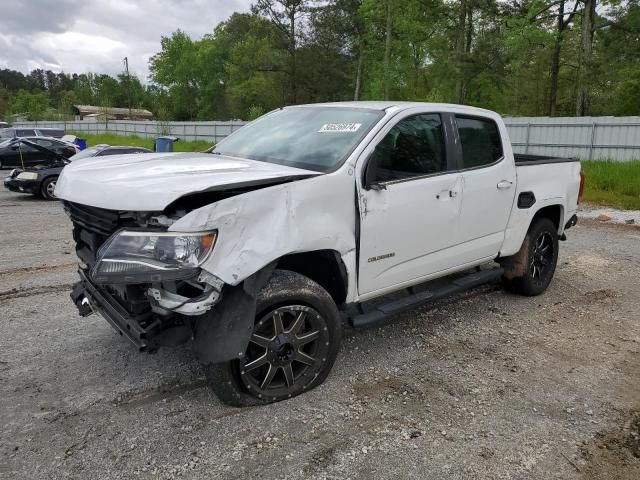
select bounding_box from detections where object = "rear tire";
[205,269,342,407]
[500,217,559,296]
[40,176,58,201]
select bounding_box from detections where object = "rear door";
[454,115,516,262]
[357,111,463,296]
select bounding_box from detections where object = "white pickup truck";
[56,102,583,406]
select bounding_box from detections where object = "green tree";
[10,90,50,120]
[149,30,200,119]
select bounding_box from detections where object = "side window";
[98,148,125,156]
[17,141,37,152]
[33,138,54,147]
[43,129,65,138]
[456,116,503,168]
[16,129,36,137]
[369,114,446,183]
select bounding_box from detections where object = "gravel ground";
[0,189,639,480]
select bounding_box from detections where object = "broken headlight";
[91,230,216,284]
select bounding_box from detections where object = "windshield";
[68,147,103,161]
[0,129,14,139]
[212,107,383,172]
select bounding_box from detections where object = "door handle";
[497,180,513,190]
[436,189,458,199]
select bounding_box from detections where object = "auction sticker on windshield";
[318,123,362,133]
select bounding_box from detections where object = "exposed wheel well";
[276,250,348,306]
[532,205,563,232]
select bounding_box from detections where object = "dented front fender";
[169,173,358,299]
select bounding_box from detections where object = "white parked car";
[56,102,583,406]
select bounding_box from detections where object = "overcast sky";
[0,0,252,81]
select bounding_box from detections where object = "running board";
[350,267,504,329]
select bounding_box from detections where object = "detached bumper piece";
[72,269,157,351]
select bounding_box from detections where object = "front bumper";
[3,177,38,194]
[71,269,155,351]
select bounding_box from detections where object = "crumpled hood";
[55,152,320,210]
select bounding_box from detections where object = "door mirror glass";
[363,153,381,190]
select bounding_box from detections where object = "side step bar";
[350,267,504,329]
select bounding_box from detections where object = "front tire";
[40,176,58,200]
[205,269,342,407]
[500,217,559,296]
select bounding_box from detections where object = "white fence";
[13,116,640,161]
[12,120,248,144]
[504,116,640,162]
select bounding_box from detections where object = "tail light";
[577,171,585,204]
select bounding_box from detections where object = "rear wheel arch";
[530,204,564,233]
[275,250,349,306]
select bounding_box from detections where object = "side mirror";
[363,153,386,191]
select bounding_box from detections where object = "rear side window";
[370,113,447,182]
[33,138,55,147]
[98,148,128,156]
[99,147,150,156]
[456,116,503,168]
[38,129,65,138]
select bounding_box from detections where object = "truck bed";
[514,153,580,166]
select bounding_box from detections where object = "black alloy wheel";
[530,231,554,281]
[501,217,559,296]
[240,305,331,399]
[204,269,342,407]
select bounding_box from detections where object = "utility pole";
[123,57,132,119]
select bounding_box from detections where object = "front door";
[358,112,463,296]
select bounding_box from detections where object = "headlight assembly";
[16,172,38,181]
[91,230,216,284]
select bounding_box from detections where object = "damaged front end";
[65,201,230,353]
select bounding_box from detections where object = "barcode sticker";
[318,123,362,133]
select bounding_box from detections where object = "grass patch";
[581,161,640,210]
[69,132,214,153]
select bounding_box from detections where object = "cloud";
[0,0,252,81]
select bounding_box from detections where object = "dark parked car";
[4,144,152,200]
[0,127,66,139]
[0,137,78,169]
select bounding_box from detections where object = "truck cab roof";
[294,101,497,116]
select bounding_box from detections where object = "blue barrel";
[155,136,179,152]
[75,138,87,150]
